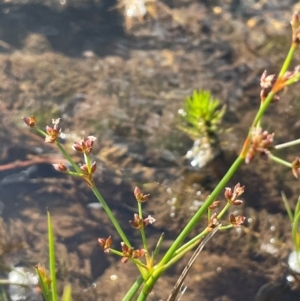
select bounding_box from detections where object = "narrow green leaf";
[47,209,58,301]
[62,284,72,301]
[281,191,294,223]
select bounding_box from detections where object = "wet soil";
[1,0,300,300]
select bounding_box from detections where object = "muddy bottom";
[1,0,300,300]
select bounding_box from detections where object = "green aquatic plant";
[21,10,300,301]
[281,192,300,273]
[36,210,71,301]
[177,89,226,140]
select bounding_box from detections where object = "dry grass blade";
[167,225,221,301]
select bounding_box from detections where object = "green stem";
[84,153,91,173]
[295,196,300,217]
[56,142,81,174]
[122,276,144,301]
[269,154,292,168]
[138,202,150,261]
[92,187,131,247]
[173,229,207,256]
[292,210,300,266]
[217,202,230,220]
[219,224,233,230]
[278,44,297,78]
[152,233,164,263]
[281,191,294,223]
[275,139,300,149]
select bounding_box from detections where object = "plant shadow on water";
[1,0,300,300]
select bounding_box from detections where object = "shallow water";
[1,1,300,300]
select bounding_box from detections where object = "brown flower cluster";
[134,187,150,203]
[98,236,112,253]
[72,136,97,155]
[98,237,146,263]
[23,116,36,128]
[246,127,274,164]
[291,11,300,43]
[120,242,146,263]
[45,119,61,143]
[224,183,244,205]
[260,70,278,102]
[292,157,300,178]
[129,214,156,229]
[229,214,246,228]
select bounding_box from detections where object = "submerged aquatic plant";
[281,193,300,275]
[178,90,226,141]
[177,90,226,167]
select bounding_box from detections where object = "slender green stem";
[84,153,91,173]
[217,202,230,220]
[173,229,207,256]
[278,44,297,78]
[92,187,131,247]
[138,202,150,259]
[281,191,294,223]
[285,73,300,86]
[295,196,300,216]
[56,142,81,174]
[35,127,47,137]
[275,139,300,149]
[152,233,164,263]
[219,224,233,230]
[269,154,292,168]
[122,276,144,301]
[47,210,58,301]
[252,91,276,129]
[0,280,30,287]
[292,210,300,266]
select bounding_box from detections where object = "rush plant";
[23,11,300,301]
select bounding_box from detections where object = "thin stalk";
[138,202,150,263]
[164,235,207,269]
[92,187,131,247]
[281,191,294,223]
[56,142,81,174]
[47,210,58,301]
[152,233,164,263]
[173,229,208,256]
[217,202,230,220]
[269,154,292,168]
[275,139,300,149]
[83,153,91,173]
[295,196,300,216]
[278,43,297,78]
[0,280,30,287]
[219,225,233,230]
[292,210,300,267]
[285,72,300,86]
[122,275,144,301]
